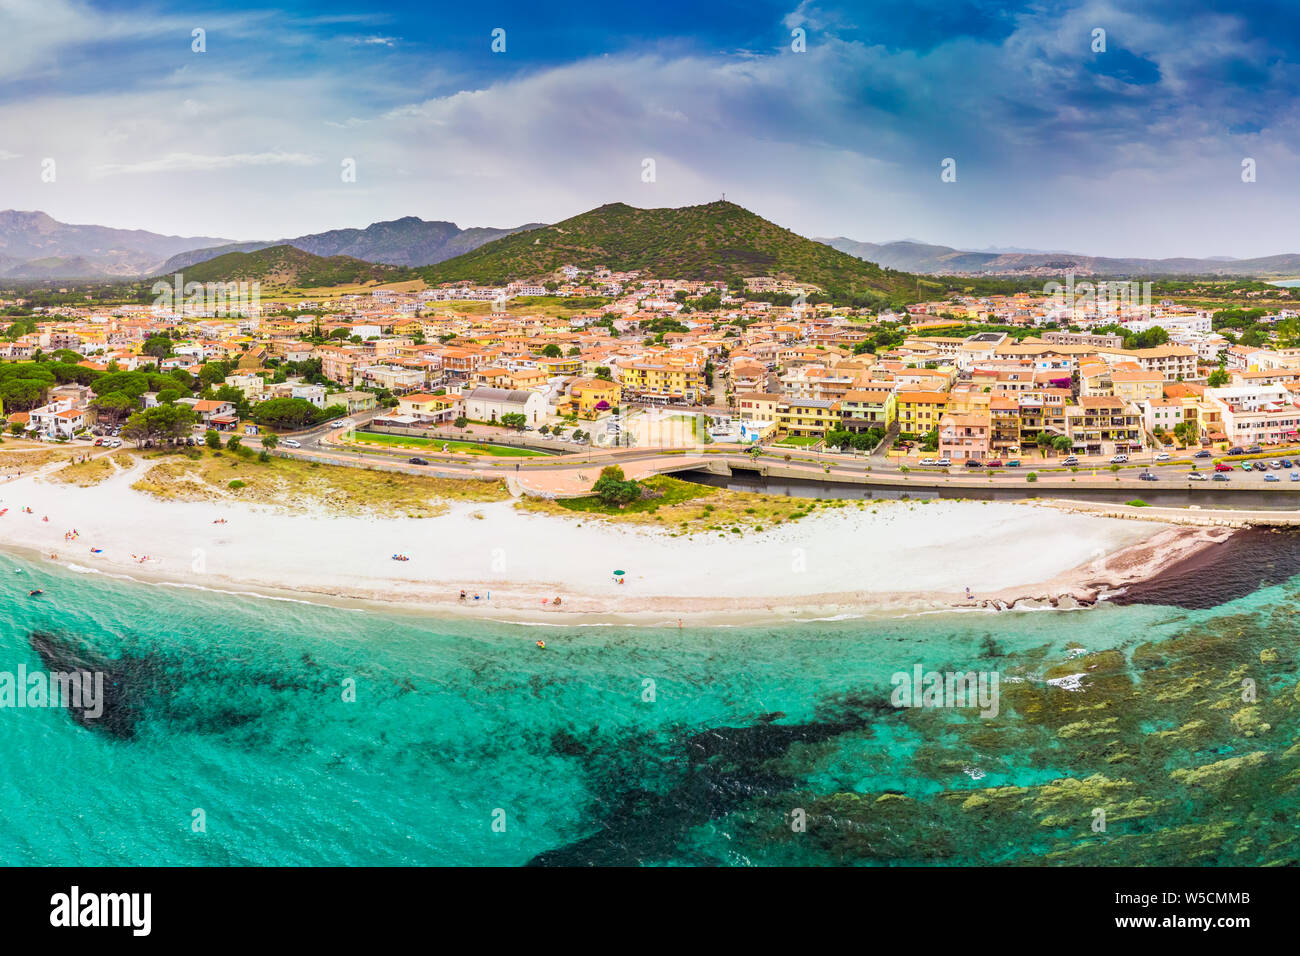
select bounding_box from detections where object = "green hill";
[166,244,410,288]
[418,201,921,304]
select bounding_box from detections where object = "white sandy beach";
[0,453,1216,624]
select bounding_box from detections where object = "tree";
[122,404,197,447]
[205,429,221,449]
[591,465,641,507]
[90,391,138,425]
[1052,434,1073,452]
[594,366,613,381]
[454,416,468,430]
[499,412,527,430]
[1208,368,1229,388]
[539,344,563,358]
[261,433,279,450]
[251,398,328,430]
[226,435,242,452]
[142,334,174,359]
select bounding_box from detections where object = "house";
[565,378,621,418]
[938,411,991,462]
[463,386,547,424]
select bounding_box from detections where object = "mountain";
[171,245,409,288]
[0,210,234,278]
[420,201,919,302]
[818,236,1300,277]
[158,217,545,274]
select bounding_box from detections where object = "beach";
[0,454,1223,624]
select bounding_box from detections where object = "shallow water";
[0,546,1296,866]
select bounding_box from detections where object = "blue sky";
[1,0,1298,257]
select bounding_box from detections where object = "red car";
[1214,463,1232,472]
[985,459,1003,467]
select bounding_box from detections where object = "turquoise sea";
[0,549,1297,867]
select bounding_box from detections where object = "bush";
[1126,499,1149,507]
[228,479,246,489]
[1026,472,1038,482]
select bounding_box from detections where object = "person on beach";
[459,589,467,601]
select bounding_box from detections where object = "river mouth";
[674,468,1300,509]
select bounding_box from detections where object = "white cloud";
[94,151,322,176]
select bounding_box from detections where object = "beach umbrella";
[613,569,625,576]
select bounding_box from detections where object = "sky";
[1,0,1299,258]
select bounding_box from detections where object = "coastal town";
[2,269,1300,486]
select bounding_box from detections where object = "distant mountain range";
[173,245,409,288]
[817,236,1300,277]
[0,211,544,279]
[0,210,232,279]
[158,216,545,274]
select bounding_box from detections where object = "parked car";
[1213,473,1230,482]
[1265,474,1281,482]
[1188,472,1208,481]
[1062,455,1079,466]
[408,457,429,465]
[1214,463,1233,472]
[1282,459,1294,468]
[985,459,1003,467]
[1154,452,1172,461]
[93,437,104,446]
[1227,446,1246,455]
[1193,450,1212,458]
[919,457,937,466]
[935,458,952,466]
[1241,461,1254,471]
[1247,444,1264,454]
[965,459,984,468]
[1292,472,1299,482]
[1271,459,1284,469]
[282,439,301,448]
[1005,459,1021,468]
[1111,454,1129,464]
[1139,472,1158,481]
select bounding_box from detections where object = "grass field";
[516,474,877,534]
[132,449,508,516]
[426,296,611,318]
[352,430,545,457]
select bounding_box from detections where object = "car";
[1139,472,1158,481]
[985,459,1003,467]
[1227,446,1246,456]
[1241,461,1254,471]
[1188,472,1208,481]
[1213,473,1230,482]
[1154,452,1172,462]
[1062,455,1079,465]
[1282,459,1294,468]
[1215,463,1232,472]
[408,457,429,465]
[282,439,301,448]
[185,437,196,446]
[935,458,952,466]
[1247,444,1264,454]
[1292,472,1299,482]
[93,437,104,446]
[1272,460,1284,469]
[1111,454,1129,464]
[1005,459,1021,468]
[1265,474,1281,482]
[1193,450,1212,458]
[919,457,937,466]
[965,459,984,468]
